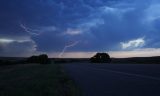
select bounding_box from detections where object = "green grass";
[0,64,80,96]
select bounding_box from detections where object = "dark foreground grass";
[0,64,81,96]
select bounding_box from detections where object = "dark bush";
[39,54,49,64]
[27,54,50,64]
[27,56,39,63]
[90,53,111,63]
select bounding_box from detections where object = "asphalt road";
[63,63,160,96]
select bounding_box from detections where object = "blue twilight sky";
[1,0,160,58]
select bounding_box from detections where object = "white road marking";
[88,67,160,81]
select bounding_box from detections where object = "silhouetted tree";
[90,53,111,63]
[27,54,50,64]
[39,54,49,64]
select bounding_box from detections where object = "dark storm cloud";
[1,0,160,56]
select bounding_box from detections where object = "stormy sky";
[1,0,160,58]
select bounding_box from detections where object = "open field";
[0,63,80,96]
[64,63,160,96]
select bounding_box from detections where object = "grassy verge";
[0,63,80,96]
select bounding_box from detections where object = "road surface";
[63,63,160,96]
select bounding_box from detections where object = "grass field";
[0,63,80,96]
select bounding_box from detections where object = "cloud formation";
[63,28,82,36]
[0,37,39,57]
[1,0,160,57]
[121,37,145,50]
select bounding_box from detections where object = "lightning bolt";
[59,41,79,58]
[20,23,42,36]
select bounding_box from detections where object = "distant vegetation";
[112,56,160,64]
[90,53,111,63]
[0,54,51,66]
[0,57,26,66]
[1,53,160,65]
[27,54,51,64]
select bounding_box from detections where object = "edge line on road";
[88,67,160,81]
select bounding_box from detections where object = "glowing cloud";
[63,28,82,36]
[121,37,145,49]
[0,38,32,44]
[0,39,14,43]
